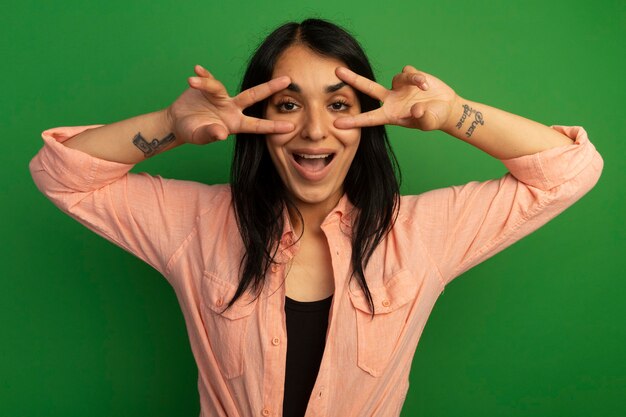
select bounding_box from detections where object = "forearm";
[62,108,182,164]
[441,96,574,160]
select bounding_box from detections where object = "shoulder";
[194,183,232,215]
[154,180,232,218]
[397,189,452,224]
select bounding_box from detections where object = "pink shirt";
[29,124,603,417]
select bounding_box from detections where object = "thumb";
[410,102,440,131]
[192,123,229,144]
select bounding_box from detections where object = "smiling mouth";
[292,153,336,172]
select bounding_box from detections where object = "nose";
[300,107,328,141]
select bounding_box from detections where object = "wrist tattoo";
[454,103,485,138]
[132,132,176,157]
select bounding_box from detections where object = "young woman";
[30,18,603,417]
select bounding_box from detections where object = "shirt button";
[271,337,281,346]
[216,298,223,307]
[382,299,391,307]
[261,408,270,416]
[271,265,279,273]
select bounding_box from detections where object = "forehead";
[271,45,347,83]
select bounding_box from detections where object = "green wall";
[3,0,624,416]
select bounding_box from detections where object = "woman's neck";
[287,191,343,237]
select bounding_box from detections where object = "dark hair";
[227,18,401,317]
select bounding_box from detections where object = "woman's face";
[265,45,362,210]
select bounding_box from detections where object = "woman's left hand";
[334,65,459,131]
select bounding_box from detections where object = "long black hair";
[227,18,401,316]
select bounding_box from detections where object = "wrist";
[160,107,182,145]
[441,94,465,134]
[160,107,173,130]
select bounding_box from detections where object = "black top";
[282,294,333,417]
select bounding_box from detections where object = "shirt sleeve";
[28,124,228,282]
[401,125,604,288]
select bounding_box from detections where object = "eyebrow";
[286,82,347,94]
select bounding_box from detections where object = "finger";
[239,116,295,134]
[402,65,418,73]
[193,123,229,143]
[334,109,388,129]
[188,76,228,97]
[392,72,427,88]
[410,102,439,131]
[233,76,291,109]
[410,102,426,119]
[194,64,215,79]
[401,65,429,90]
[394,73,428,90]
[335,67,388,101]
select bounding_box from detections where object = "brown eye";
[330,101,350,111]
[276,100,299,113]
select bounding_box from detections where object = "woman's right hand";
[166,65,294,145]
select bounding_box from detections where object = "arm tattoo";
[132,132,176,157]
[454,103,485,138]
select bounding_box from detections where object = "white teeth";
[295,153,331,159]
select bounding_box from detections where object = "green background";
[3,0,624,416]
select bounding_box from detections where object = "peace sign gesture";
[167,65,295,145]
[333,65,460,132]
